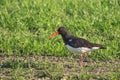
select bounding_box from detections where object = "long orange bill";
[49,31,59,38]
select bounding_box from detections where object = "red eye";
[60,28,63,31]
[58,27,65,32]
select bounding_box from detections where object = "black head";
[57,27,69,36]
[49,27,70,39]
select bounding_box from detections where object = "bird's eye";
[60,28,63,31]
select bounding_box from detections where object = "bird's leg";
[79,52,88,66]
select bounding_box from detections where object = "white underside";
[66,45,99,54]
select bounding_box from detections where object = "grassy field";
[0,0,120,80]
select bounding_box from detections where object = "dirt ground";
[0,54,120,80]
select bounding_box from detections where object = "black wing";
[67,37,104,48]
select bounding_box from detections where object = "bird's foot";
[79,60,83,66]
[79,57,84,66]
[79,61,89,67]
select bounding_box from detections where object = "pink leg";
[79,52,88,66]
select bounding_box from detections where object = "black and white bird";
[49,27,105,65]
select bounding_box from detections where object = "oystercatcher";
[49,27,105,66]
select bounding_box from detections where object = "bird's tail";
[93,43,106,49]
[100,46,106,49]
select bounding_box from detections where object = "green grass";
[0,0,120,80]
[0,0,120,59]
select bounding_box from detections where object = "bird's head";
[49,27,68,38]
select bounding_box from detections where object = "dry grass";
[0,55,120,80]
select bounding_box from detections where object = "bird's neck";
[61,34,72,44]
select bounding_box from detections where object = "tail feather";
[92,43,106,49]
[100,46,106,49]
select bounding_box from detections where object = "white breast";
[66,45,99,54]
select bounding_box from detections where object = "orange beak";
[49,31,59,38]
